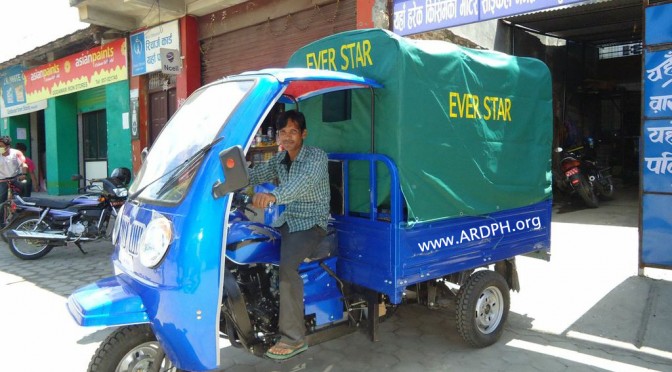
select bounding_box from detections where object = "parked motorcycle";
[555,145,614,208]
[2,167,131,260]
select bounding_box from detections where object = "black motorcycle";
[3,168,131,260]
[555,146,614,208]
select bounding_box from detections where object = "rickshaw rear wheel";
[456,270,510,348]
[88,324,181,372]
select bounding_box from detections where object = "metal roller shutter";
[201,0,357,84]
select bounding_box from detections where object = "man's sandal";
[264,342,308,360]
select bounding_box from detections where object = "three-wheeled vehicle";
[67,29,553,371]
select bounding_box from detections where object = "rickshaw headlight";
[138,214,173,268]
[111,203,125,246]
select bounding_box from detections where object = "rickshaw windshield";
[129,80,255,203]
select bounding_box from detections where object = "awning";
[504,0,648,45]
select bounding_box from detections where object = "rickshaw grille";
[118,215,145,256]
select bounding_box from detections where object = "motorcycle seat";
[18,197,74,209]
[304,226,338,263]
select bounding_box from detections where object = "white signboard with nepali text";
[130,20,180,76]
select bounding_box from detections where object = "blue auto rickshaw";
[67,29,553,371]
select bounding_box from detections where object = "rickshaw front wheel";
[88,324,181,372]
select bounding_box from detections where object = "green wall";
[2,115,31,156]
[105,81,132,176]
[45,94,79,195]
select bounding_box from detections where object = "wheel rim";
[116,341,175,372]
[12,220,49,256]
[475,285,504,334]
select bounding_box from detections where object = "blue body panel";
[328,153,551,304]
[67,275,148,326]
[226,221,281,264]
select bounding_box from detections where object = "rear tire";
[456,270,510,348]
[8,216,53,260]
[577,175,599,208]
[88,325,179,372]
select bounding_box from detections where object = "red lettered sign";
[24,38,128,103]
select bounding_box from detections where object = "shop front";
[2,38,131,195]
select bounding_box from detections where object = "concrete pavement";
[1,185,671,371]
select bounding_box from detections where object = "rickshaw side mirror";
[213,145,250,199]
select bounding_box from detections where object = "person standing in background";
[0,137,28,219]
[14,143,36,197]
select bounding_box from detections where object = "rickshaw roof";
[235,68,382,103]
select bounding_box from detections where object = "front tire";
[88,325,178,372]
[456,270,510,348]
[597,176,614,200]
[8,216,53,260]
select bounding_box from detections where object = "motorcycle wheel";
[597,176,615,200]
[88,325,180,372]
[8,216,53,260]
[456,270,510,348]
[577,175,599,208]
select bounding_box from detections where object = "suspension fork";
[36,207,50,225]
[96,208,112,233]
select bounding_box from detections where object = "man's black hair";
[0,136,11,147]
[15,143,27,152]
[277,110,306,131]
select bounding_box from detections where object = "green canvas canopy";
[287,28,552,224]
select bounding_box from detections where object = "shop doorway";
[149,89,177,145]
[80,109,108,180]
[148,72,177,146]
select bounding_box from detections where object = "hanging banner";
[642,2,672,269]
[23,38,128,103]
[392,0,586,36]
[130,20,180,76]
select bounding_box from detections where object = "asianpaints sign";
[24,38,128,103]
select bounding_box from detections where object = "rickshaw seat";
[303,226,338,263]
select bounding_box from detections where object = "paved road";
[1,186,671,371]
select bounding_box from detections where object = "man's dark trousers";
[277,224,326,346]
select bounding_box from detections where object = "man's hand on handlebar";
[252,192,276,209]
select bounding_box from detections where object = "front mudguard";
[222,268,256,351]
[67,275,148,327]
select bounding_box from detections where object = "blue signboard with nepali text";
[642,2,672,269]
[392,0,585,36]
[644,50,672,119]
